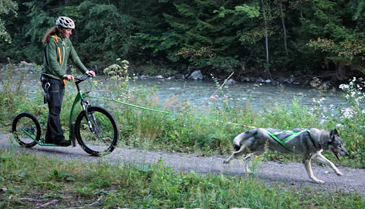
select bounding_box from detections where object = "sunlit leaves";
[0,0,18,43]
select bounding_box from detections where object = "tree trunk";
[260,0,272,80]
[336,62,348,81]
[261,0,269,65]
[280,0,288,56]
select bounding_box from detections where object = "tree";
[76,0,134,66]
[303,0,365,80]
[147,0,244,74]
[0,0,18,43]
[1,0,365,82]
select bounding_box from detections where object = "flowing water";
[128,78,347,111]
[3,70,348,112]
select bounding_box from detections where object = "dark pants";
[42,77,65,143]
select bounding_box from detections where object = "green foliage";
[135,61,177,77]
[161,0,246,73]
[22,1,53,43]
[336,77,365,165]
[1,0,365,79]
[76,1,134,66]
[0,59,40,125]
[308,35,365,74]
[2,70,365,166]
[103,58,129,81]
[0,0,18,43]
[192,55,239,72]
[1,150,365,208]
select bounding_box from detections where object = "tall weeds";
[0,59,34,123]
[1,64,364,167]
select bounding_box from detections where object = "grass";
[1,147,364,209]
[1,63,365,168]
[1,63,365,208]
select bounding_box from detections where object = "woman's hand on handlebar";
[63,75,75,81]
[86,70,96,77]
[64,71,95,82]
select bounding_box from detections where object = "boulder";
[189,70,203,80]
[256,77,265,83]
[240,77,251,82]
[226,78,236,85]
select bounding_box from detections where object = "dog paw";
[315,179,325,184]
[311,177,325,184]
[336,171,344,176]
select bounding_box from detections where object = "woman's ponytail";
[42,26,62,44]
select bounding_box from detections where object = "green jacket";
[41,35,87,80]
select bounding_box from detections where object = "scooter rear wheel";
[12,112,41,148]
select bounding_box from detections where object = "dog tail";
[233,129,259,149]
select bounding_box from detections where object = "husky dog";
[223,128,349,184]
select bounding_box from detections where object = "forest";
[1,0,365,83]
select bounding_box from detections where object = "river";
[2,70,348,112]
[128,78,347,111]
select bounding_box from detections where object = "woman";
[41,16,95,146]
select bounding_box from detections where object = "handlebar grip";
[75,74,92,82]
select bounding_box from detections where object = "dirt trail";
[1,133,364,196]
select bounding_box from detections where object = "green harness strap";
[263,129,311,151]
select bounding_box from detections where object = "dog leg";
[312,153,343,176]
[223,144,247,164]
[243,153,253,173]
[303,159,325,184]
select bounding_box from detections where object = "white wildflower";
[343,107,355,118]
[339,84,349,89]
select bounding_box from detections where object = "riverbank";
[1,67,364,169]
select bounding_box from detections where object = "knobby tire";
[12,112,41,148]
[75,106,119,156]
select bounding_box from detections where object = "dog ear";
[333,129,339,135]
[329,129,338,142]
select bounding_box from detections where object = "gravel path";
[1,133,364,196]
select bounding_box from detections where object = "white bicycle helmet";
[56,16,75,29]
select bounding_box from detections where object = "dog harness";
[264,129,311,151]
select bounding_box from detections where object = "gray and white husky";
[223,128,349,184]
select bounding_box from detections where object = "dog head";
[328,129,349,160]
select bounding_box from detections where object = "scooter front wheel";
[75,106,119,156]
